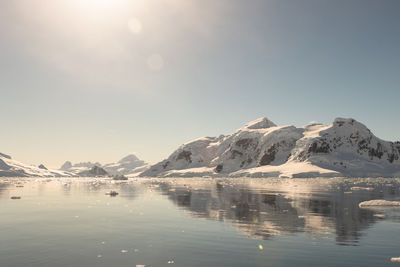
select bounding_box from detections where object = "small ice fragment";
[101,241,106,244]
[136,265,146,267]
[121,249,128,253]
[391,257,400,262]
[373,214,385,218]
[97,254,102,258]
[134,249,139,252]
[168,260,175,264]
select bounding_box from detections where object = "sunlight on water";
[1,177,400,267]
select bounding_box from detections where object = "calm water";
[1,177,400,267]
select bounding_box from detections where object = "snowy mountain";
[140,117,400,178]
[0,153,147,178]
[59,161,102,174]
[60,154,149,176]
[0,153,74,177]
[103,154,149,175]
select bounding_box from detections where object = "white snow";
[0,153,74,177]
[230,161,341,178]
[0,153,149,178]
[242,117,277,130]
[142,117,400,178]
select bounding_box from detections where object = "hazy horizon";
[1,0,400,168]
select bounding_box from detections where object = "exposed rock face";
[60,161,72,170]
[141,117,400,178]
[0,153,11,159]
[0,158,11,169]
[38,164,48,170]
[78,166,108,177]
[290,118,400,176]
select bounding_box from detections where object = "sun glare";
[75,0,120,11]
[68,0,144,18]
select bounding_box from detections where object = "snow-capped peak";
[141,117,400,178]
[243,117,276,130]
[118,154,140,163]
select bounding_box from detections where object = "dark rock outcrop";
[78,166,108,177]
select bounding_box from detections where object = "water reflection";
[1,177,400,247]
[154,178,400,245]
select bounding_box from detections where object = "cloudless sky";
[1,0,399,168]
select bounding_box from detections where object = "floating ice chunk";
[391,257,400,262]
[121,249,128,253]
[359,200,400,208]
[168,260,175,264]
[105,191,119,196]
[351,187,374,191]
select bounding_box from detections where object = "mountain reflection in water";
[153,178,400,245]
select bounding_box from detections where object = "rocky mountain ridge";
[60,154,149,176]
[141,117,400,178]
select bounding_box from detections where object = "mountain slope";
[141,117,400,178]
[0,153,74,177]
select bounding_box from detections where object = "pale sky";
[1,0,399,168]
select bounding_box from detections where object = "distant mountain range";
[0,153,148,177]
[0,153,73,177]
[141,117,400,178]
[2,117,400,178]
[59,154,149,176]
